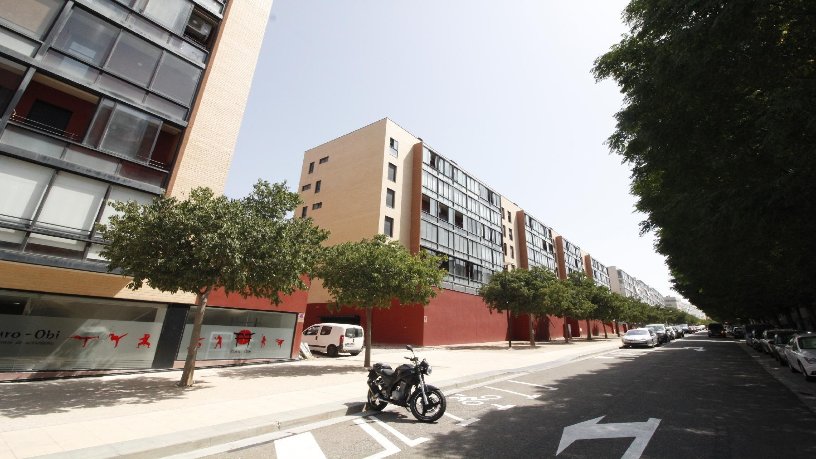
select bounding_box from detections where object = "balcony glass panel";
[0,28,38,57]
[0,125,66,158]
[63,145,119,174]
[119,162,165,187]
[41,51,100,85]
[144,93,186,120]
[97,185,153,229]
[25,233,86,258]
[106,32,161,86]
[0,228,24,247]
[0,0,63,38]
[151,53,201,105]
[142,0,193,35]
[97,73,146,103]
[53,8,118,66]
[0,155,52,224]
[35,171,107,234]
[98,104,160,161]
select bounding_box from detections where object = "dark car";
[708,323,725,338]
[646,324,670,344]
[746,324,773,349]
[772,331,801,365]
[731,326,745,339]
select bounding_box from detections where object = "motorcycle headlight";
[426,365,432,375]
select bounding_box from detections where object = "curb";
[35,341,621,459]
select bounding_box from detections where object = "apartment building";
[0,0,300,380]
[297,118,654,344]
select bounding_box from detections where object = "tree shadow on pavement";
[0,375,205,418]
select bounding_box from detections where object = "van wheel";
[349,351,360,356]
[327,345,339,357]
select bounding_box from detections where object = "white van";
[302,323,364,357]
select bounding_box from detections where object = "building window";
[142,0,195,35]
[387,163,397,182]
[384,216,394,237]
[301,184,311,191]
[386,188,395,208]
[509,229,513,241]
[301,206,307,217]
[389,137,399,156]
[507,211,512,222]
[312,202,322,210]
[315,180,321,193]
[319,156,329,164]
[510,246,514,259]
[308,162,314,173]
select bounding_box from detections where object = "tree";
[593,1,816,323]
[564,272,599,341]
[591,287,624,339]
[480,267,563,348]
[98,180,328,387]
[313,235,447,368]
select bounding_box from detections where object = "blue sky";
[225,0,680,299]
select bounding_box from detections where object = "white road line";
[444,412,464,421]
[491,403,515,410]
[368,416,429,447]
[274,432,327,459]
[484,385,540,399]
[444,412,480,426]
[507,380,558,391]
[355,418,401,459]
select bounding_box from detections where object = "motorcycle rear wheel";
[408,388,446,422]
[366,388,388,411]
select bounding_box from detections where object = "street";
[187,333,816,459]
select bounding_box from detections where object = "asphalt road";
[191,333,816,459]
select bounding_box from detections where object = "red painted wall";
[305,300,425,345]
[422,289,507,345]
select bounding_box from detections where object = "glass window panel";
[97,73,146,103]
[85,242,106,260]
[144,93,187,120]
[83,0,128,22]
[0,125,66,158]
[143,0,193,34]
[0,0,63,38]
[85,99,114,147]
[106,32,161,86]
[168,35,206,64]
[0,156,52,223]
[53,8,118,66]
[36,172,107,233]
[0,58,25,113]
[125,12,170,44]
[97,185,153,228]
[0,228,25,246]
[150,53,201,105]
[0,27,39,56]
[118,162,165,187]
[42,51,100,85]
[99,104,161,160]
[25,233,86,257]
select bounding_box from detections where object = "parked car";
[621,328,658,348]
[758,329,795,355]
[302,323,364,357]
[646,324,670,344]
[708,323,725,338]
[731,326,745,339]
[746,324,773,349]
[772,330,801,365]
[672,325,684,338]
[784,333,816,381]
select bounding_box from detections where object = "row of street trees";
[479,267,700,346]
[99,180,446,386]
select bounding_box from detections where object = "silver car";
[621,328,658,348]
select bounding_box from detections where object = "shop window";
[142,0,194,35]
[386,188,395,208]
[150,52,202,105]
[106,32,161,86]
[384,216,394,237]
[0,0,63,38]
[315,180,321,193]
[387,163,397,182]
[53,8,118,66]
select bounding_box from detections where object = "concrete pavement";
[0,338,622,459]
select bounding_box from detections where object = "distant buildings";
[297,118,684,343]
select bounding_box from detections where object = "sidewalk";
[0,338,622,459]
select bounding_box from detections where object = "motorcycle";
[366,345,447,422]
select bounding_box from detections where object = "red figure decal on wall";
[108,332,128,348]
[234,329,254,346]
[71,335,99,348]
[261,336,267,347]
[276,338,284,348]
[214,335,223,349]
[137,333,151,348]
[196,337,205,348]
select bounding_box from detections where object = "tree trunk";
[603,322,608,339]
[364,308,373,368]
[614,320,620,336]
[586,319,592,341]
[528,314,536,348]
[506,310,512,348]
[563,320,570,344]
[179,287,211,387]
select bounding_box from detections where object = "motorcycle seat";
[373,363,394,377]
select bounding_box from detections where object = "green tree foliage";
[591,288,625,338]
[98,181,328,387]
[593,1,816,322]
[563,272,600,341]
[479,267,564,347]
[313,235,447,368]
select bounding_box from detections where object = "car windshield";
[799,337,816,349]
[627,330,649,335]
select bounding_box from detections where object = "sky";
[225,0,682,300]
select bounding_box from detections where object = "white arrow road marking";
[484,385,540,400]
[274,432,327,459]
[556,416,661,459]
[355,418,400,459]
[491,404,515,410]
[508,380,558,391]
[367,416,429,447]
[444,412,480,426]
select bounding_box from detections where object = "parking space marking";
[508,380,558,391]
[274,432,327,459]
[491,403,515,410]
[484,385,540,400]
[449,393,502,405]
[367,416,429,447]
[444,412,480,426]
[354,418,400,459]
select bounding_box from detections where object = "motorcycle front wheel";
[408,387,446,422]
[366,388,388,411]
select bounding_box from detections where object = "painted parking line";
[274,432,327,459]
[507,379,558,391]
[354,418,400,459]
[367,416,429,447]
[484,385,540,400]
[444,412,480,426]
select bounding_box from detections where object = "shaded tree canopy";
[593,0,816,322]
